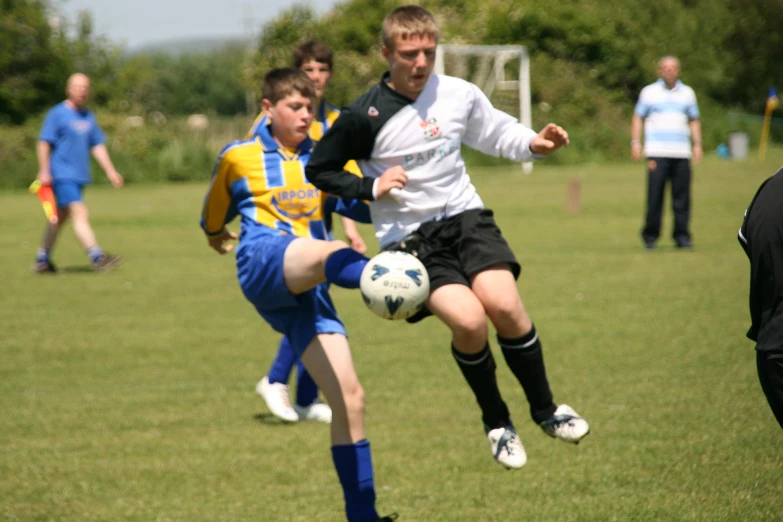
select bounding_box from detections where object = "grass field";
[2,152,783,521]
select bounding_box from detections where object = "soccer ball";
[360,251,430,320]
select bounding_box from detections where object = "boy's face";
[262,91,314,148]
[382,32,437,100]
[300,59,332,102]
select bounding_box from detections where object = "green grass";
[2,152,783,521]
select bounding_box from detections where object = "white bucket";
[728,132,749,160]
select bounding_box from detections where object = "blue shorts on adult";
[236,233,345,355]
[52,181,84,207]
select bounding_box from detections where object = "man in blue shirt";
[34,73,123,273]
[631,56,702,250]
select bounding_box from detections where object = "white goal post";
[434,44,533,173]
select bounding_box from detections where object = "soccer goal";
[434,44,533,173]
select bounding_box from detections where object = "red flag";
[29,180,58,224]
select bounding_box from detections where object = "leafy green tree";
[153,47,247,116]
[723,0,783,111]
[67,10,124,107]
[0,0,70,124]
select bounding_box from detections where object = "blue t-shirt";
[38,102,106,184]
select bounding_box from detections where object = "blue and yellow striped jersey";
[246,101,342,141]
[201,122,331,242]
[201,119,365,244]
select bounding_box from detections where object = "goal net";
[434,44,533,173]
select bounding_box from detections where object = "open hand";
[530,123,570,155]
[208,228,238,255]
[376,166,408,199]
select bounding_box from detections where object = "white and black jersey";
[306,73,542,247]
[738,167,783,352]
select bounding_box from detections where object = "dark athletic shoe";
[33,260,57,274]
[93,253,123,272]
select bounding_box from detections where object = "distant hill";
[130,36,252,56]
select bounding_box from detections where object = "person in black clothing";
[738,167,783,430]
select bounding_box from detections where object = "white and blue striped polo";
[635,79,700,159]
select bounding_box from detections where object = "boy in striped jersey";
[201,68,394,522]
[250,43,368,425]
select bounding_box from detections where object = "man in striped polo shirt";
[631,56,702,250]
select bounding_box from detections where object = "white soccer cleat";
[294,399,332,424]
[256,376,298,422]
[540,404,590,443]
[486,424,527,469]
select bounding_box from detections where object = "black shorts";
[384,209,521,323]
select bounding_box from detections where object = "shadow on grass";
[253,413,299,426]
[60,265,97,273]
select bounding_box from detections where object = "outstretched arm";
[529,123,570,156]
[306,110,375,200]
[92,144,124,188]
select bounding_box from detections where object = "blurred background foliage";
[1,0,782,188]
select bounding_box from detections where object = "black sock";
[451,343,510,430]
[498,326,557,424]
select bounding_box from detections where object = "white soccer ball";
[360,251,430,320]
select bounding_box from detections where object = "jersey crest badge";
[420,117,440,141]
[368,106,379,117]
[70,120,93,134]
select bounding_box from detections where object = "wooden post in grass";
[567,177,582,215]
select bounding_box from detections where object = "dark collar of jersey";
[257,120,314,158]
[380,71,417,103]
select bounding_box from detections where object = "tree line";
[1,0,781,174]
[1,0,248,125]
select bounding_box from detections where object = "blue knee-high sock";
[295,360,319,407]
[267,336,297,385]
[325,248,368,289]
[332,440,378,522]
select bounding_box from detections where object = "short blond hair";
[381,5,439,49]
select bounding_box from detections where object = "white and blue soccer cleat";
[486,423,527,469]
[540,404,590,443]
[294,399,332,424]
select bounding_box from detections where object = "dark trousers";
[757,351,783,430]
[641,157,692,244]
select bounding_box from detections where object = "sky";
[56,0,344,49]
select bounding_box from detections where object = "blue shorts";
[52,181,85,207]
[236,234,345,356]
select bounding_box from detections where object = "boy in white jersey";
[306,5,590,470]
[201,68,394,522]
